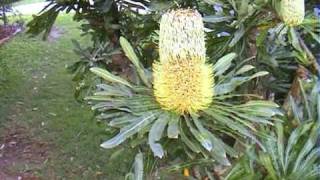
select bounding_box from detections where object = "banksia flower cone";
[153,9,214,114]
[280,0,305,26]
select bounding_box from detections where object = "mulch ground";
[0,122,49,180]
[0,25,21,45]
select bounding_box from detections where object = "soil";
[0,25,17,40]
[0,25,21,45]
[0,125,47,180]
[47,26,64,42]
[0,104,49,180]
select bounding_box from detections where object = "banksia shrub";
[153,9,213,114]
[279,0,305,26]
[87,8,280,176]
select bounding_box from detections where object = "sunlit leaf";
[134,153,144,180]
[148,113,169,158]
[213,53,237,76]
[167,113,180,138]
[100,112,158,148]
[203,15,233,23]
[119,37,151,87]
[289,27,302,51]
[90,67,132,87]
[185,117,213,152]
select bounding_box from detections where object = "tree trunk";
[2,5,8,25]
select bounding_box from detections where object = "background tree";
[0,0,20,25]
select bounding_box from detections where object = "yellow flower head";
[153,9,214,114]
[280,0,305,26]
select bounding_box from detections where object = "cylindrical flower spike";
[280,0,305,26]
[159,9,206,64]
[153,9,214,114]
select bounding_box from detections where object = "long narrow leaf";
[134,153,144,180]
[185,116,213,151]
[167,113,180,138]
[100,112,158,148]
[259,153,278,180]
[179,120,201,153]
[90,67,132,87]
[213,53,237,76]
[120,37,151,87]
[148,113,169,158]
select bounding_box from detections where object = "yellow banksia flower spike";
[280,0,305,26]
[153,9,214,115]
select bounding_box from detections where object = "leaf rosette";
[86,9,281,166]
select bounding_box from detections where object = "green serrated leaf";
[229,25,245,47]
[202,0,219,5]
[186,116,213,151]
[293,123,319,171]
[240,100,279,108]
[259,153,278,180]
[276,123,285,173]
[134,153,144,180]
[214,77,248,95]
[236,100,282,118]
[193,115,230,165]
[148,113,169,158]
[285,122,314,168]
[213,53,237,76]
[179,121,201,153]
[289,27,302,51]
[125,173,134,180]
[109,115,137,127]
[203,15,233,23]
[214,71,269,95]
[235,65,255,75]
[90,67,132,87]
[249,71,269,80]
[119,37,151,87]
[167,113,180,138]
[100,112,157,148]
[204,108,262,148]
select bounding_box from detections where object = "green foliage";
[85,37,282,178]
[226,121,319,180]
[0,0,21,24]
[26,0,320,102]
[225,75,320,180]
[23,0,320,179]
[0,0,21,5]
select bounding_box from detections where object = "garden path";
[0,15,131,179]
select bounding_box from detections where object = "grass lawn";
[0,14,133,179]
[13,0,45,6]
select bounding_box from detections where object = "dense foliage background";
[24,0,319,179]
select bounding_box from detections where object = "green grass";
[0,14,133,179]
[13,0,45,6]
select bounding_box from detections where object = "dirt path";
[0,28,64,180]
[0,64,49,180]
[0,121,48,179]
[0,15,131,179]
